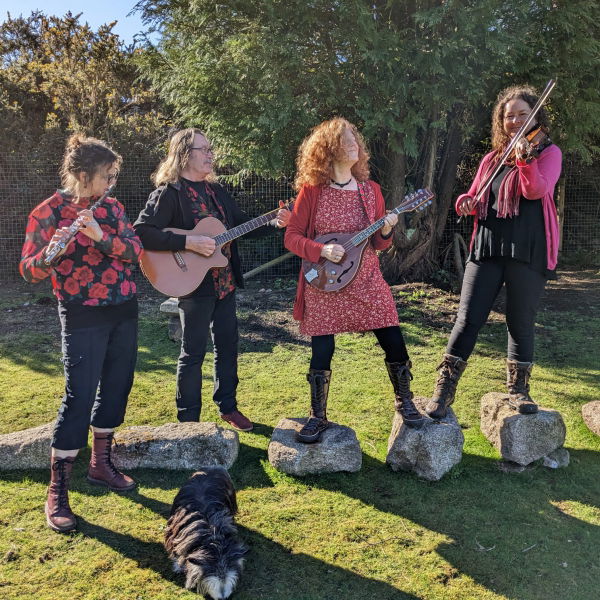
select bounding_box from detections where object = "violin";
[513,126,552,164]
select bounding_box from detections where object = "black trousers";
[447,257,547,362]
[53,315,138,451]
[310,326,410,371]
[176,290,239,421]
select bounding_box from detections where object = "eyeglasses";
[191,146,214,154]
[104,172,119,183]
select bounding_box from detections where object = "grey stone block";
[386,396,464,481]
[268,418,362,476]
[480,392,566,466]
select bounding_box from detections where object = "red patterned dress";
[300,186,399,336]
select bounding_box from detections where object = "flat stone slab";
[0,422,239,471]
[582,401,600,436]
[480,392,566,466]
[160,298,182,342]
[386,396,464,481]
[0,422,54,470]
[112,422,238,470]
[268,418,362,476]
[160,297,179,314]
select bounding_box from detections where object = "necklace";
[330,177,353,188]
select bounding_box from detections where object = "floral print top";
[183,179,235,299]
[19,191,142,306]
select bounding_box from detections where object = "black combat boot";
[425,354,468,419]
[296,369,331,443]
[385,360,425,428]
[506,359,538,414]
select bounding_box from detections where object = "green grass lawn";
[1,273,599,600]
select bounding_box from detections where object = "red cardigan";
[284,181,393,321]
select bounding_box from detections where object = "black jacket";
[134,180,271,289]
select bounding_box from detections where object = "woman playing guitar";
[19,134,142,532]
[284,117,425,444]
[134,128,290,432]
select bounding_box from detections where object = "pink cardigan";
[285,181,392,321]
[457,144,563,270]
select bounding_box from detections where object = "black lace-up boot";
[425,354,468,419]
[46,456,77,532]
[296,369,331,443]
[506,359,538,414]
[385,360,425,428]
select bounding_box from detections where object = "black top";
[469,165,554,278]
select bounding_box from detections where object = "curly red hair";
[294,118,370,191]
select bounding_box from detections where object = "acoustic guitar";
[302,188,434,292]
[140,202,292,297]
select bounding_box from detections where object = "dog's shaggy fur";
[164,467,247,599]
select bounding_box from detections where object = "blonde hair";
[60,133,121,194]
[294,118,370,191]
[152,127,216,186]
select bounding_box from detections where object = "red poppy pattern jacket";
[19,191,142,305]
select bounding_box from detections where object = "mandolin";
[140,201,293,297]
[302,188,433,292]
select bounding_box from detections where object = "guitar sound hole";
[337,261,354,284]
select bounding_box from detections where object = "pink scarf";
[475,152,522,219]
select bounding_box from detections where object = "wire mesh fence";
[1,152,597,285]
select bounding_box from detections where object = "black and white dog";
[165,467,247,599]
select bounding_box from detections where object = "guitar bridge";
[173,252,188,272]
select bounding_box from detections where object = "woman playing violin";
[425,85,562,420]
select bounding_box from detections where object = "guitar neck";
[213,207,280,246]
[349,205,403,247]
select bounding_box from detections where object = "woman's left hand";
[381,211,398,237]
[274,207,291,228]
[78,209,104,242]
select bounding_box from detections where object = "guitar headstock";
[392,188,435,215]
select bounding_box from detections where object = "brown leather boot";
[45,456,77,533]
[506,359,538,414]
[87,431,136,491]
[425,354,468,419]
[296,369,331,443]
[385,360,425,428]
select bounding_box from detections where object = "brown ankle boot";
[87,431,136,491]
[425,354,468,419]
[385,360,425,428]
[506,359,538,414]
[46,456,77,533]
[296,369,331,443]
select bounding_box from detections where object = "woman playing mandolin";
[285,117,425,443]
[425,85,562,420]
[19,134,142,532]
[134,128,290,432]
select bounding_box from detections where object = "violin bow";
[458,78,556,223]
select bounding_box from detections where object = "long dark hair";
[491,85,551,151]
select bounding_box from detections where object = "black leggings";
[447,257,547,362]
[310,326,409,370]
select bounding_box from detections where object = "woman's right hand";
[45,227,72,260]
[321,243,345,263]
[185,235,216,256]
[457,196,476,216]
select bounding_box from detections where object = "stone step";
[480,392,566,466]
[268,417,362,476]
[386,396,464,481]
[0,422,238,471]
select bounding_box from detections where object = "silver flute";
[44,184,115,265]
